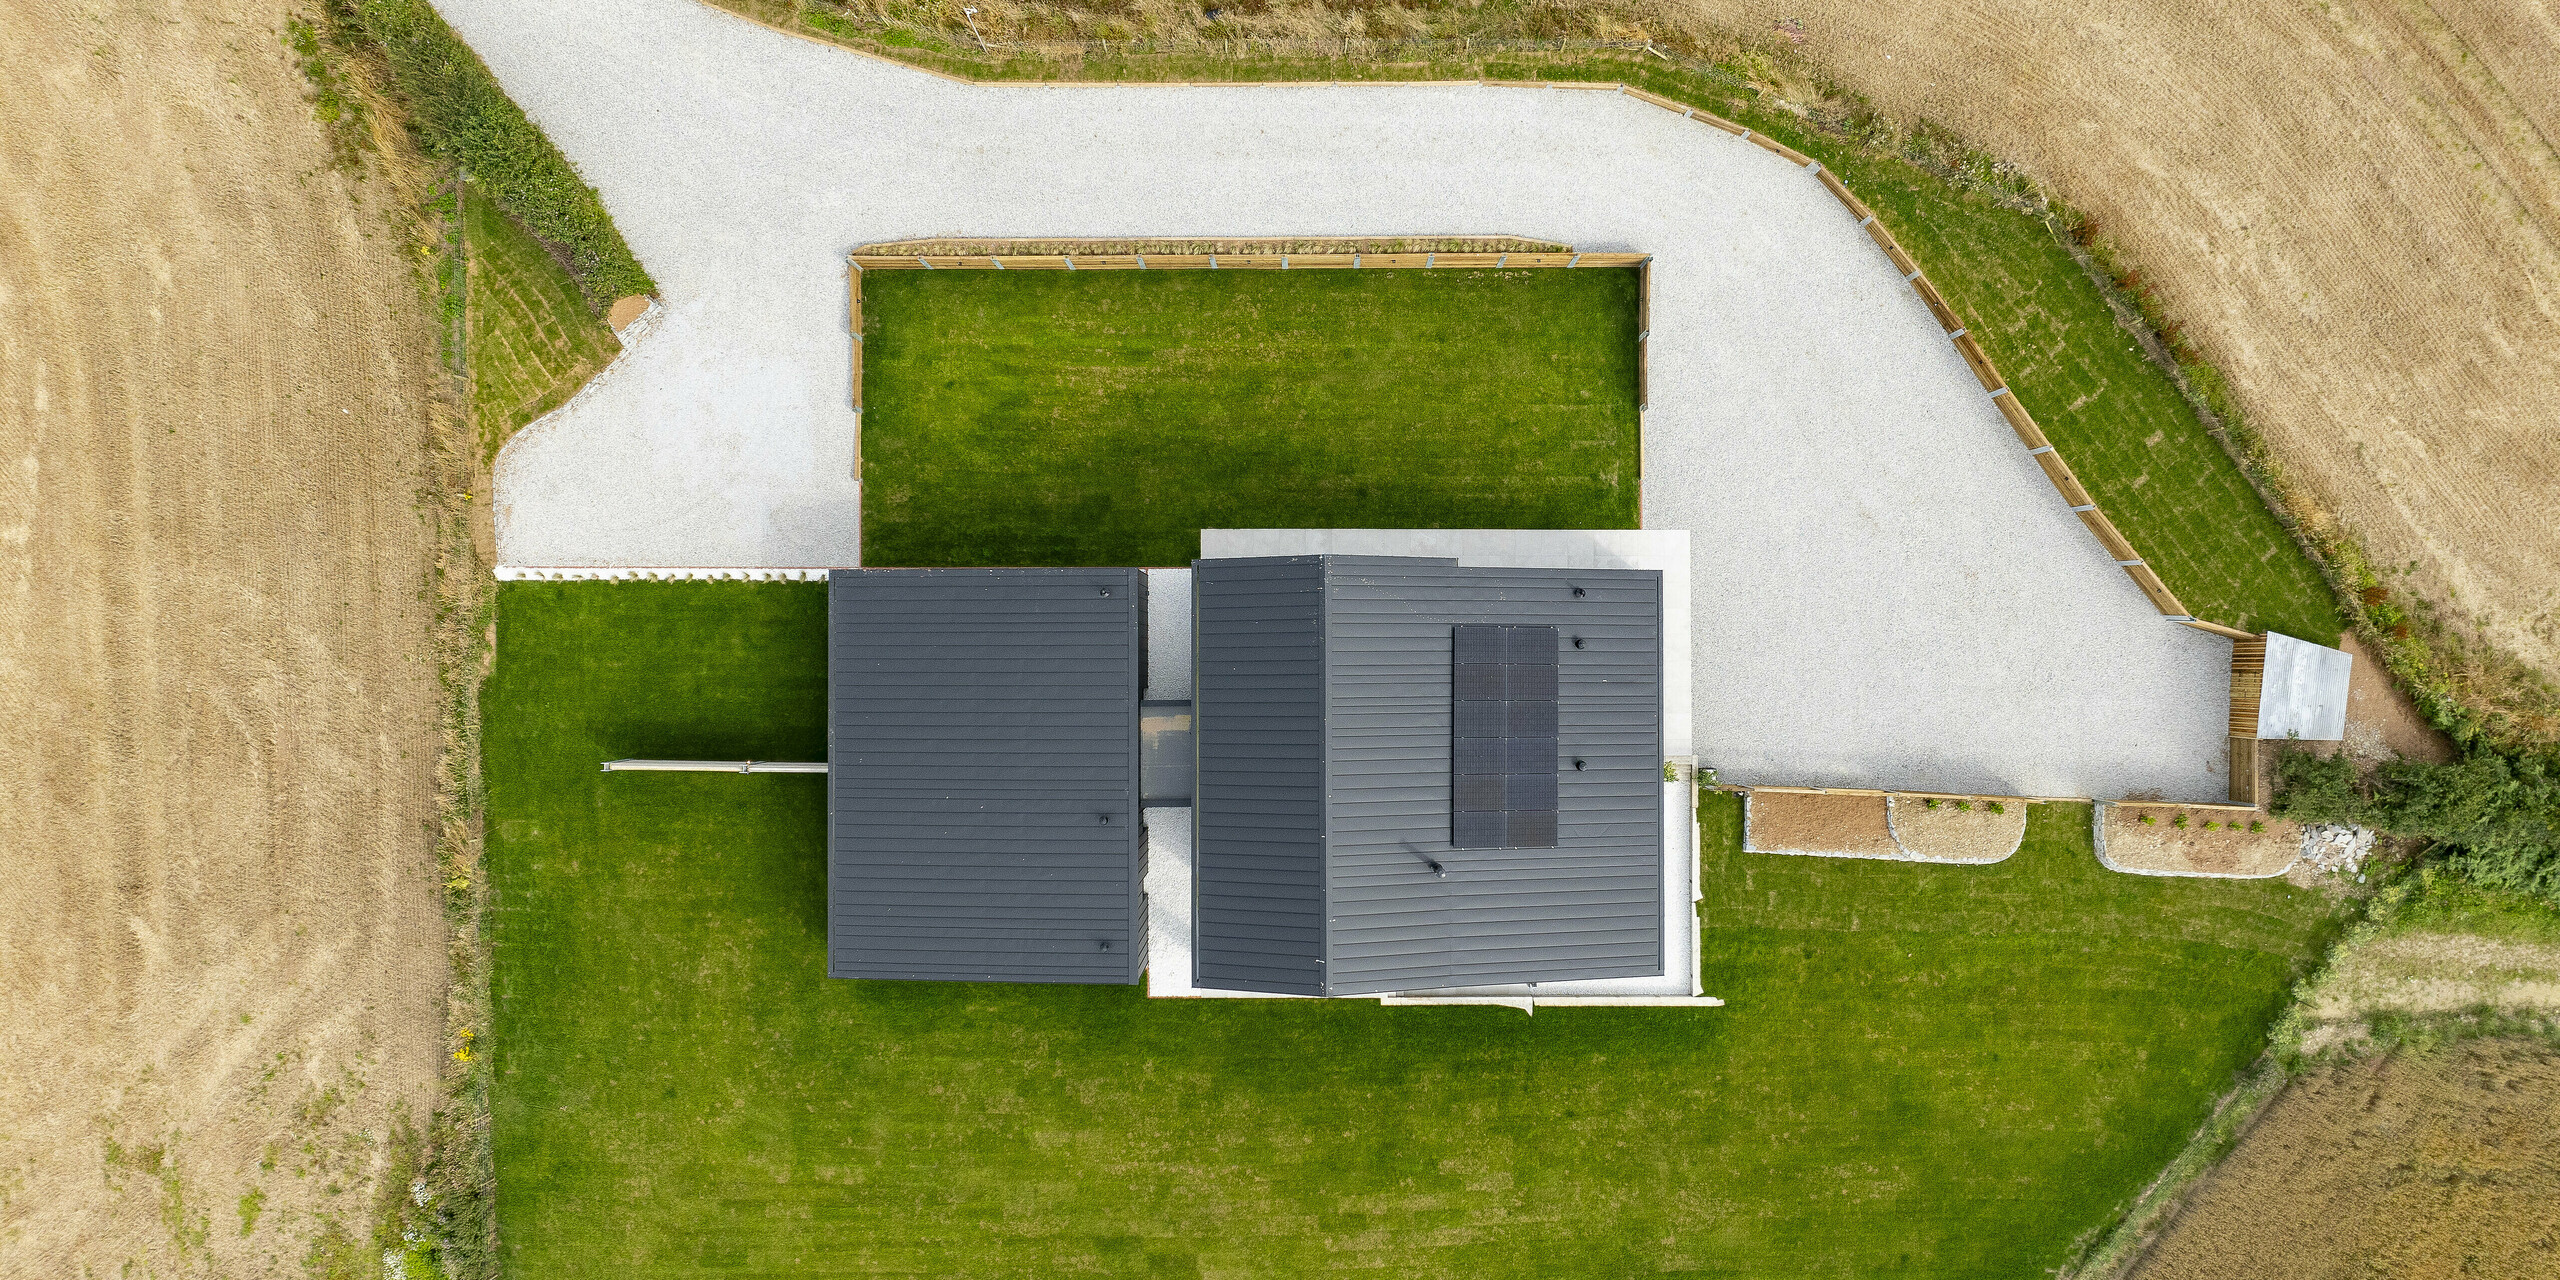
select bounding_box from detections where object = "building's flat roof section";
[1193,555,1664,997]
[827,568,1146,983]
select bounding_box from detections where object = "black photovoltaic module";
[1450,624,1560,849]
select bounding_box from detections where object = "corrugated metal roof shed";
[827,568,1145,983]
[1193,555,1664,996]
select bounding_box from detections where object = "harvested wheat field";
[0,1,454,1273]
[1888,796,2027,863]
[1685,0,2560,679]
[2126,1041,2560,1280]
[2103,803,2298,877]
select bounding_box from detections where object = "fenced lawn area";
[857,266,1642,567]
[483,581,2344,1278]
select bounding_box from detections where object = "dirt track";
[0,1,449,1272]
[1684,0,2560,677]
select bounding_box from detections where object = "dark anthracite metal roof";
[1193,555,1664,997]
[827,568,1145,983]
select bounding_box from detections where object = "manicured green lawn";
[486,582,2340,1277]
[858,268,1642,567]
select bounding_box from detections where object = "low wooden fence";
[1729,783,2260,818]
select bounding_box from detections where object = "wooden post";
[846,259,863,415]
[1636,257,1652,410]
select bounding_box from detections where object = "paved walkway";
[448,0,2231,801]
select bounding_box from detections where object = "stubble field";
[2125,1041,2560,1280]
[0,1,453,1273]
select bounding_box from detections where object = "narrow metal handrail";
[600,759,828,774]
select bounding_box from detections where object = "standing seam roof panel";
[827,568,1144,984]
[1191,556,1664,997]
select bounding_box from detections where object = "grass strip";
[464,184,621,464]
[339,0,654,308]
[484,583,2340,1277]
[860,266,1642,566]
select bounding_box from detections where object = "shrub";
[1986,801,2006,815]
[2172,813,2189,829]
[2202,820,2218,831]
[1922,797,1940,810]
[2250,820,2266,833]
[2275,747,2560,903]
[2139,814,2156,826]
[338,0,655,308]
[1953,800,1972,812]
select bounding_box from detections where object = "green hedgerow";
[2276,748,2560,903]
[338,0,655,309]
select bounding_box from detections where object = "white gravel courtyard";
[447,0,2234,802]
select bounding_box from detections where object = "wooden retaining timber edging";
[1729,784,2260,817]
[2226,635,2269,807]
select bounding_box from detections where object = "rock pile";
[2298,823,2377,875]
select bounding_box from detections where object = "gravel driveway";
[444,0,2232,801]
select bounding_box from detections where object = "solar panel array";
[1450,624,1560,849]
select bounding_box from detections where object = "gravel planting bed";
[2099,803,2299,878]
[450,0,2229,800]
[1888,797,2028,864]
